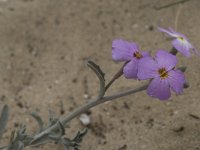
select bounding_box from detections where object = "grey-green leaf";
[87,60,105,98]
[30,112,44,132]
[0,105,9,138]
[73,128,88,143]
[48,122,65,141]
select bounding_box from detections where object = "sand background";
[0,0,200,149]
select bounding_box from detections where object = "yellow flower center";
[178,36,184,41]
[133,51,143,59]
[158,68,168,79]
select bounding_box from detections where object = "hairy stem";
[61,84,148,124]
[31,83,148,144]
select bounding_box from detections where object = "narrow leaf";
[30,112,44,131]
[48,110,59,126]
[0,105,9,138]
[73,128,88,143]
[87,60,105,98]
[48,121,65,141]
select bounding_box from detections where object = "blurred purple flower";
[137,50,185,100]
[159,27,199,57]
[112,39,149,79]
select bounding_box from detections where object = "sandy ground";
[0,0,200,149]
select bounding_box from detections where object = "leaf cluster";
[0,108,87,150]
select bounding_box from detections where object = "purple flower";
[137,50,185,100]
[112,39,149,79]
[159,27,198,57]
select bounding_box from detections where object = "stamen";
[133,51,143,59]
[158,68,168,79]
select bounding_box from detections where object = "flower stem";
[31,83,148,145]
[61,84,148,124]
[105,62,127,91]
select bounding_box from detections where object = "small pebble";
[83,94,89,99]
[79,113,90,126]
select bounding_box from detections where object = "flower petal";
[159,27,199,57]
[158,27,177,37]
[129,42,140,52]
[123,59,138,79]
[168,70,185,94]
[140,51,150,57]
[172,39,191,57]
[168,27,189,40]
[147,77,171,100]
[112,39,138,61]
[137,57,159,80]
[155,50,178,71]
